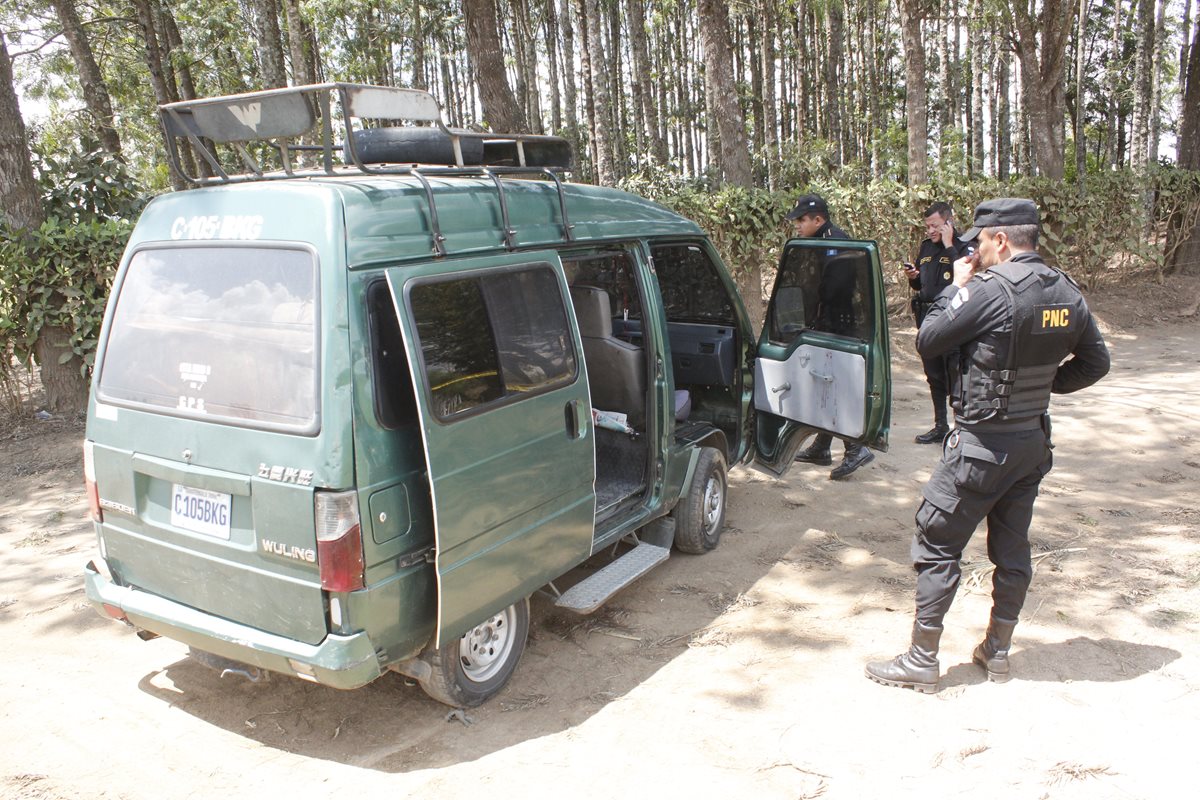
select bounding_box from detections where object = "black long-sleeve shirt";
[909,233,968,304]
[917,252,1110,402]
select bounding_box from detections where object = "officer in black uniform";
[904,202,969,444]
[786,194,875,480]
[865,198,1110,693]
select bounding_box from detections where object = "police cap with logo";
[960,198,1040,241]
[785,193,830,220]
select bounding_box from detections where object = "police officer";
[865,198,1110,693]
[904,202,969,444]
[786,194,875,480]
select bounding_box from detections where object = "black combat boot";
[915,394,950,444]
[794,438,832,465]
[865,621,942,693]
[914,424,949,445]
[972,616,1017,683]
[830,443,874,479]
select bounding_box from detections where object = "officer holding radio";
[866,198,1110,693]
[904,202,969,444]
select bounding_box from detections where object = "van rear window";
[97,246,319,432]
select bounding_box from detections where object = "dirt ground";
[2,278,1198,800]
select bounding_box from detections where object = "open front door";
[753,238,891,476]
[386,252,596,645]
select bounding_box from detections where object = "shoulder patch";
[950,286,970,310]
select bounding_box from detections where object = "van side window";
[366,280,419,429]
[768,246,873,344]
[650,244,736,325]
[563,251,642,321]
[409,265,577,420]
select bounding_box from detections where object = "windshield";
[97,246,319,432]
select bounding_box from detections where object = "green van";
[83,83,891,706]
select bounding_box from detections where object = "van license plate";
[170,484,232,540]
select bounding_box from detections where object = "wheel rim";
[458,605,518,684]
[702,472,724,535]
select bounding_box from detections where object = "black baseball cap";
[961,197,1040,241]
[785,193,829,220]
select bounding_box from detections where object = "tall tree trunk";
[1074,0,1087,185]
[559,0,579,150]
[627,0,668,164]
[463,0,528,133]
[898,0,928,184]
[412,1,427,89]
[605,5,625,178]
[1147,0,1167,165]
[132,0,188,190]
[761,0,779,185]
[1166,12,1200,275]
[0,38,43,233]
[1131,0,1155,167]
[48,0,121,156]
[1009,0,1076,180]
[698,0,752,187]
[1104,0,1126,169]
[283,0,314,86]
[2,37,89,413]
[824,0,846,165]
[697,0,759,329]
[998,48,1011,179]
[583,0,616,183]
[544,0,562,133]
[249,0,288,87]
[970,0,985,176]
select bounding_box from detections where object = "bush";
[0,139,140,404]
[624,168,1200,315]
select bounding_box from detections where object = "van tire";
[673,448,727,554]
[416,596,531,707]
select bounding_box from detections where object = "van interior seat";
[674,389,691,422]
[569,285,645,427]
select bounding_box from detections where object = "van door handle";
[564,399,584,439]
[771,382,791,394]
[808,370,834,383]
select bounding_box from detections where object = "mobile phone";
[901,262,915,271]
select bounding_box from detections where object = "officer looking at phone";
[903,202,969,444]
[866,198,1110,693]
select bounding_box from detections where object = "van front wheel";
[673,448,728,554]
[417,597,530,707]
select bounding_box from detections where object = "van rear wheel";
[673,447,727,554]
[417,597,530,707]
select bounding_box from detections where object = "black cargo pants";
[911,422,1054,628]
[915,305,949,424]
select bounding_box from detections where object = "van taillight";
[84,440,102,523]
[315,490,364,592]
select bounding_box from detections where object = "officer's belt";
[958,416,1045,433]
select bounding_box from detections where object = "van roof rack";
[158,82,573,187]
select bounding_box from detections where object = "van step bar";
[554,543,670,614]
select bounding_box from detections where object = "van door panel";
[386,252,596,646]
[753,239,891,476]
[754,345,866,438]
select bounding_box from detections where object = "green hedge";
[625,168,1200,314]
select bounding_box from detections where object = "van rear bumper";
[85,561,382,690]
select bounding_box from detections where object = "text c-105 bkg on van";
[82,82,891,708]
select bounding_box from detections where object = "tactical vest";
[957,254,1089,427]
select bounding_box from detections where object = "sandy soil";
[2,291,1198,800]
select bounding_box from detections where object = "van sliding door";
[386,252,596,645]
